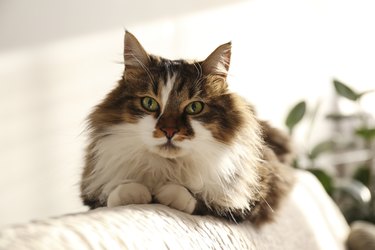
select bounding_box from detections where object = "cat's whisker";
[192,63,203,87]
[193,75,205,88]
[124,50,155,85]
[251,184,275,213]
[228,210,239,224]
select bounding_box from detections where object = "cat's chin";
[150,142,188,159]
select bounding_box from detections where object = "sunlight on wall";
[0,0,374,227]
[0,31,124,226]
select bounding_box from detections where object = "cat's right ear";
[201,42,231,77]
[124,31,150,69]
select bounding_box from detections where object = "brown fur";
[260,120,294,164]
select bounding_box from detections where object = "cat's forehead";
[140,57,201,97]
[150,56,199,76]
[125,55,208,100]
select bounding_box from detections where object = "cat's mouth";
[155,140,184,158]
[159,140,178,150]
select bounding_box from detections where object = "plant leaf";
[356,127,375,141]
[308,140,335,160]
[357,89,374,99]
[307,168,333,195]
[285,101,306,134]
[353,165,371,187]
[326,113,357,121]
[333,79,359,101]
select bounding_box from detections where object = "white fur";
[160,74,176,113]
[154,183,197,214]
[214,55,229,75]
[107,182,152,207]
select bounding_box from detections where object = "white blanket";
[0,171,349,250]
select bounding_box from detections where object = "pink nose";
[160,128,179,139]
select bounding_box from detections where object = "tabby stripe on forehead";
[151,80,159,96]
[162,60,174,84]
[160,73,176,113]
[176,76,187,94]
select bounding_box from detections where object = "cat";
[80,31,294,225]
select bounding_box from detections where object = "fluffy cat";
[80,31,294,225]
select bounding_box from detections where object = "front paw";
[107,182,152,207]
[154,184,197,214]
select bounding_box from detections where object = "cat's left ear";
[201,42,231,77]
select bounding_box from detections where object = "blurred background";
[0,0,374,227]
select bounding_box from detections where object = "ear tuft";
[124,31,150,68]
[202,42,231,77]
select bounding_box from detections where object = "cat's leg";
[107,182,152,207]
[154,183,197,214]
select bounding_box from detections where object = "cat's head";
[90,31,252,159]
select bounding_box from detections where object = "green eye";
[185,101,204,115]
[141,97,159,112]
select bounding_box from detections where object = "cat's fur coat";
[80,32,294,225]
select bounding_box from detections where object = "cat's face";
[91,32,245,159]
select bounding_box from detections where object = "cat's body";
[81,32,294,225]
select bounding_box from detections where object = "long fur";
[80,31,294,225]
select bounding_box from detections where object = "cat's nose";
[160,127,179,139]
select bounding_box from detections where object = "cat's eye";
[141,97,159,112]
[185,101,204,115]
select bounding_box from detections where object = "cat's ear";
[201,42,231,77]
[124,31,150,68]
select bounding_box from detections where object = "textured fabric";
[0,171,349,250]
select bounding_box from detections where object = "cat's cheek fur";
[154,183,197,214]
[138,116,162,147]
[107,182,152,207]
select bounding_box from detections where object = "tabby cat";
[80,31,294,225]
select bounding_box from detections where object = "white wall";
[0,0,374,227]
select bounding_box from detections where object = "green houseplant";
[285,79,374,223]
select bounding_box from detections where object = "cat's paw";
[154,183,197,214]
[107,182,152,207]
